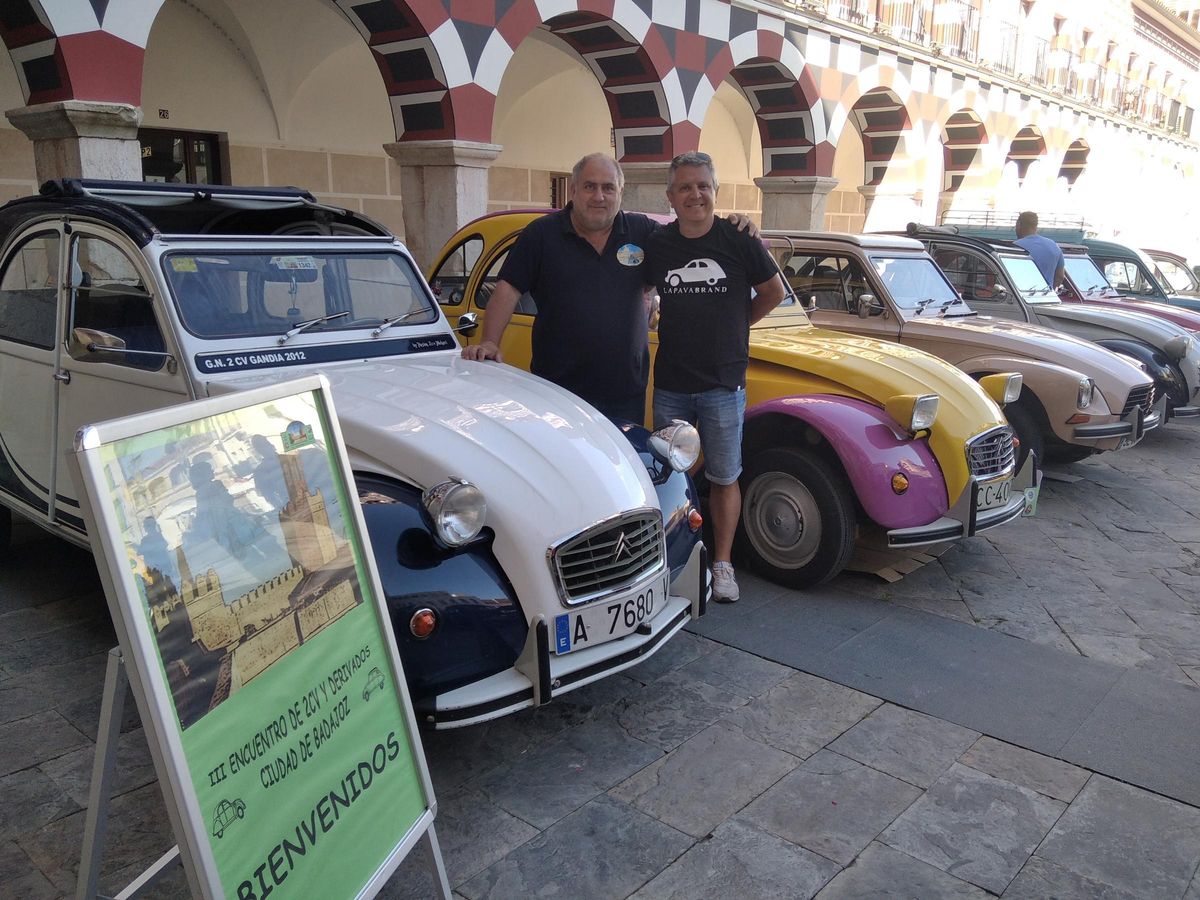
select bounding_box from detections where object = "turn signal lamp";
[885,393,939,433]
[410,608,437,639]
[1066,413,1091,425]
[891,473,910,495]
[980,373,1023,405]
[687,507,704,531]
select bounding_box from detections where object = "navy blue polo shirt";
[498,204,657,405]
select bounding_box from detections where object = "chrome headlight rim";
[910,394,940,432]
[1077,376,1096,410]
[648,420,701,472]
[1164,334,1193,360]
[421,478,487,547]
[1002,373,1023,404]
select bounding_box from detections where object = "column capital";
[6,100,142,141]
[754,175,839,197]
[619,161,671,186]
[383,139,502,169]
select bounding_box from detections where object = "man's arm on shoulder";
[726,212,760,238]
[460,279,521,362]
[750,274,787,324]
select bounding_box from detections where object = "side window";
[935,248,1004,305]
[0,232,59,349]
[783,254,849,312]
[478,249,537,315]
[70,236,166,371]
[1104,260,1134,290]
[429,237,482,307]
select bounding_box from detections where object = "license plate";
[554,575,666,654]
[976,477,1011,511]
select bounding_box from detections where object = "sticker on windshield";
[616,244,644,267]
[269,255,318,270]
[171,257,198,273]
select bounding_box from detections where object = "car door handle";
[53,370,71,384]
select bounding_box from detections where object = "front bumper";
[1072,392,1165,447]
[419,540,708,729]
[885,451,1038,548]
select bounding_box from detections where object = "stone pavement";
[2,423,1199,898]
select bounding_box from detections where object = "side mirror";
[855,293,881,318]
[804,295,817,312]
[455,312,479,337]
[993,284,1009,300]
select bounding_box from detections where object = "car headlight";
[649,420,701,471]
[978,372,1022,405]
[1077,377,1096,410]
[1164,334,1193,360]
[421,479,486,546]
[885,394,939,433]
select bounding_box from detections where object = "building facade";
[2,0,1198,266]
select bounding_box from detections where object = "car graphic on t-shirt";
[667,258,727,287]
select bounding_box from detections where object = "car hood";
[206,352,659,553]
[749,316,1006,441]
[1034,301,1192,344]
[1077,296,1200,332]
[908,315,1151,384]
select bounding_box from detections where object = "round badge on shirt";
[616,243,645,266]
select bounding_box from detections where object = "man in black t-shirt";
[646,151,786,602]
[461,153,756,425]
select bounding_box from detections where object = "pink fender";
[744,395,949,529]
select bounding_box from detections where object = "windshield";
[1000,255,1057,303]
[163,250,439,339]
[1063,256,1115,296]
[870,255,962,315]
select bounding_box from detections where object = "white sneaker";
[712,562,740,603]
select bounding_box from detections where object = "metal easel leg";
[423,824,452,899]
[75,648,129,900]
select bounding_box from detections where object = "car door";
[53,225,190,529]
[932,245,1028,323]
[0,227,62,525]
[800,253,902,344]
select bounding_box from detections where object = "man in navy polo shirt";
[461,153,755,424]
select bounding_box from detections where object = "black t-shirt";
[497,205,657,404]
[647,218,777,392]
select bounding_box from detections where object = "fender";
[744,395,948,530]
[1092,338,1172,381]
[355,473,526,704]
[621,423,704,582]
[962,356,1113,417]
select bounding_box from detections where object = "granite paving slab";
[740,749,921,866]
[0,839,57,900]
[826,704,979,789]
[1002,855,1142,900]
[630,818,839,900]
[0,676,50,727]
[0,541,98,614]
[1070,633,1192,684]
[473,714,662,829]
[814,841,990,899]
[1033,775,1200,898]
[958,736,1089,803]
[879,763,1065,894]
[613,668,751,752]
[39,727,157,808]
[0,620,118,675]
[720,671,880,759]
[621,630,717,685]
[672,642,791,698]
[1121,608,1200,666]
[0,593,109,646]
[0,710,90,777]
[0,767,80,842]
[1058,668,1200,807]
[610,723,797,839]
[421,786,539,886]
[457,795,691,900]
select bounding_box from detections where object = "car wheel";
[1003,402,1043,471]
[736,448,856,588]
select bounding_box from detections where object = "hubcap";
[743,471,822,569]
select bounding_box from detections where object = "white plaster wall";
[832,125,865,186]
[698,80,762,185]
[492,35,612,169]
[282,43,392,150]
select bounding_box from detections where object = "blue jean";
[653,386,746,485]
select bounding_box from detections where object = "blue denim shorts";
[653,386,746,485]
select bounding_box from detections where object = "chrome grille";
[550,511,664,606]
[967,427,1016,479]
[1121,384,1156,418]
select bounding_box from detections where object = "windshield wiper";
[277,311,350,345]
[912,298,936,311]
[937,297,968,315]
[371,308,429,337]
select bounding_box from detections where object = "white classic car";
[0,179,708,727]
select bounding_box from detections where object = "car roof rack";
[41,179,319,208]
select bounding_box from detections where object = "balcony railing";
[935,0,979,63]
[826,0,874,28]
[880,0,931,45]
[1030,38,1050,87]
[991,21,1019,77]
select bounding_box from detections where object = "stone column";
[5,100,143,183]
[754,175,839,231]
[384,139,502,271]
[619,162,672,216]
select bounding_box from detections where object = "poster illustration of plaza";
[105,397,362,729]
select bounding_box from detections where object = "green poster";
[93,388,428,898]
